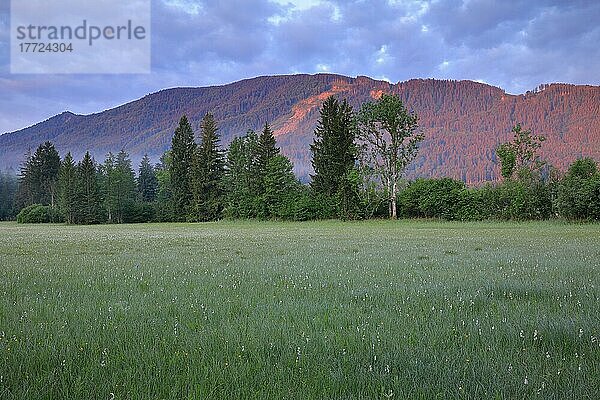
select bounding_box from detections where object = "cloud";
[0,0,599,133]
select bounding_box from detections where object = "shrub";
[455,186,496,221]
[399,178,465,219]
[16,204,62,223]
[557,159,600,221]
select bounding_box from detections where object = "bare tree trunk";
[385,175,394,219]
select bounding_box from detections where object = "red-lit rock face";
[274,80,352,137]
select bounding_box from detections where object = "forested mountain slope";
[1,74,599,184]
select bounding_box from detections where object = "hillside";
[1,74,599,184]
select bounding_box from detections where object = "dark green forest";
[3,94,600,223]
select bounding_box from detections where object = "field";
[0,220,599,399]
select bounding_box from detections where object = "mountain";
[1,74,599,184]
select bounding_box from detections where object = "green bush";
[461,167,551,221]
[399,176,553,221]
[16,204,63,223]
[557,159,600,221]
[399,178,465,219]
[481,179,551,221]
[455,186,496,221]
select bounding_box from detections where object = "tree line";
[13,146,155,224]
[3,93,600,223]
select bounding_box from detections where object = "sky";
[1,0,599,134]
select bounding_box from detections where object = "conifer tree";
[58,152,77,224]
[111,150,137,223]
[170,115,197,221]
[155,151,175,222]
[138,154,158,202]
[311,96,359,218]
[36,141,61,207]
[254,122,283,217]
[75,151,101,224]
[264,154,299,219]
[223,130,261,218]
[16,141,61,208]
[16,149,35,209]
[311,96,357,194]
[257,122,279,175]
[100,152,116,223]
[190,113,225,221]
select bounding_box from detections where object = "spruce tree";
[101,152,116,223]
[310,96,356,196]
[258,122,279,174]
[223,130,261,218]
[310,96,359,218]
[100,150,137,223]
[58,152,77,224]
[138,154,158,202]
[255,122,283,218]
[113,150,137,223]
[75,151,101,224]
[16,142,61,208]
[264,154,299,219]
[155,151,175,222]
[36,141,61,207]
[190,113,225,221]
[16,149,35,209]
[170,115,197,221]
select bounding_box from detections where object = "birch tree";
[357,94,423,219]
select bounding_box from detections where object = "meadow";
[0,220,599,399]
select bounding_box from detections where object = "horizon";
[1,0,600,134]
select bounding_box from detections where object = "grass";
[0,220,599,399]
